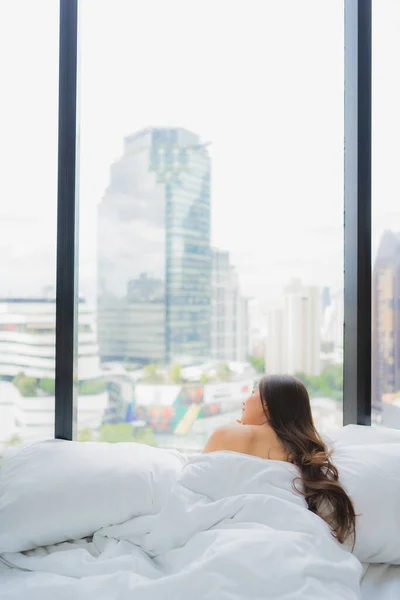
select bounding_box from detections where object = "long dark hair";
[258,375,356,546]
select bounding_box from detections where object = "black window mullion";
[343,0,372,426]
[55,0,79,440]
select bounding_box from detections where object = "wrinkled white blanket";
[0,451,362,600]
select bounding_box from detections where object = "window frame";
[55,0,79,440]
[343,0,372,426]
[54,0,372,439]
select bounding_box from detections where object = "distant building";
[266,308,285,374]
[321,287,331,314]
[0,298,100,381]
[372,231,400,414]
[321,288,344,364]
[321,289,343,349]
[0,298,107,445]
[97,127,212,366]
[265,279,321,377]
[104,375,136,424]
[247,298,267,359]
[236,295,249,363]
[211,250,248,362]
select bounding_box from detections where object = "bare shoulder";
[202,423,256,454]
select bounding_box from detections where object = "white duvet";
[0,452,362,600]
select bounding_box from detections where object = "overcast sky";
[0,0,399,307]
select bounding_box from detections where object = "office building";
[321,287,331,314]
[98,127,212,366]
[247,298,267,359]
[211,250,248,362]
[321,289,343,351]
[236,295,249,363]
[265,308,285,374]
[0,298,107,445]
[321,288,344,365]
[265,279,321,377]
[372,231,400,413]
[0,298,100,381]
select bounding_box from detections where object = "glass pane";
[0,0,59,459]
[77,0,344,450]
[372,0,400,429]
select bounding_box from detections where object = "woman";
[203,374,356,546]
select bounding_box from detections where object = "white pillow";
[331,426,400,564]
[331,423,400,447]
[0,439,185,553]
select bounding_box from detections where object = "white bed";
[0,541,399,600]
[0,452,362,600]
[0,428,399,600]
[361,564,400,600]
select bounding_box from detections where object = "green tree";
[13,372,25,387]
[216,363,232,382]
[142,364,164,384]
[39,378,55,395]
[249,356,265,374]
[99,423,135,443]
[295,364,343,401]
[133,427,157,447]
[78,379,106,395]
[295,372,311,387]
[78,428,93,442]
[320,363,343,391]
[13,373,37,397]
[199,372,209,384]
[169,364,183,384]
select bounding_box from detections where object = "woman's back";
[203,422,290,462]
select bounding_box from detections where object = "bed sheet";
[0,453,362,600]
[2,547,400,599]
[361,563,400,600]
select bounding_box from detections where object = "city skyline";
[2,0,400,446]
[2,222,400,447]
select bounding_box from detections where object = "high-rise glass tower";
[372,230,400,415]
[97,128,212,365]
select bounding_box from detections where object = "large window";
[0,0,59,456]
[74,0,345,451]
[372,0,400,428]
[1,1,374,456]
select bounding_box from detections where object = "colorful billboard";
[203,380,253,406]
